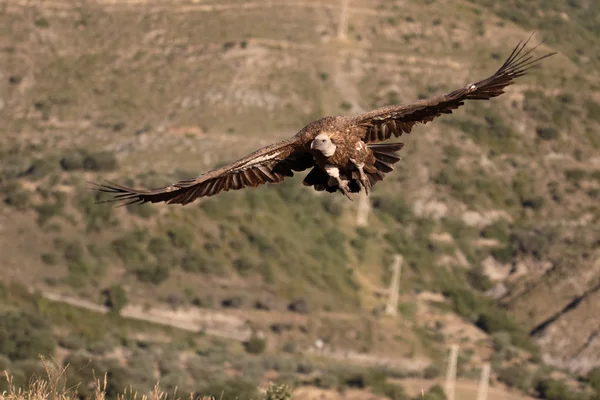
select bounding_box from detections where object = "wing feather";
[93,137,314,206]
[353,34,556,143]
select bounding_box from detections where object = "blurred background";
[1,0,599,399]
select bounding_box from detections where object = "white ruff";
[321,145,336,157]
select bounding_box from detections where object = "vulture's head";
[310,133,336,157]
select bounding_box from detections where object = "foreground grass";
[0,357,291,400]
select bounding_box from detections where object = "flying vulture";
[94,35,555,206]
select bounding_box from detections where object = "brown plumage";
[94,35,555,206]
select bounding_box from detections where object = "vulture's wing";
[353,34,556,143]
[93,137,313,206]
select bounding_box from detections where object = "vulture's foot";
[325,164,353,201]
[350,158,371,196]
[337,179,353,201]
[329,175,353,200]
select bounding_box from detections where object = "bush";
[102,285,128,313]
[181,251,219,274]
[82,151,118,171]
[423,364,442,379]
[24,157,59,181]
[135,264,170,285]
[126,202,155,218]
[244,334,267,355]
[167,227,194,249]
[40,253,57,265]
[497,364,532,392]
[0,311,56,361]
[587,367,600,392]
[491,331,512,351]
[60,150,86,170]
[58,333,87,350]
[202,379,260,400]
[536,378,579,400]
[422,384,447,400]
[3,183,31,209]
[112,233,147,266]
[63,240,85,264]
[313,374,339,389]
[564,168,587,184]
[536,126,560,140]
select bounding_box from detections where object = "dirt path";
[37,289,427,371]
[10,0,395,17]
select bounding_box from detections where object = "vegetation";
[1,1,599,400]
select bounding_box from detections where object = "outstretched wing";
[93,137,313,206]
[353,34,556,143]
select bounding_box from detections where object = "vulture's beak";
[310,140,315,150]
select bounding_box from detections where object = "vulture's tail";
[302,142,404,194]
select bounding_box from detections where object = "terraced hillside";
[1,0,600,399]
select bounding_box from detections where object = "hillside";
[1,0,600,399]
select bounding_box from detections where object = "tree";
[102,285,128,314]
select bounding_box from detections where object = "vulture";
[94,35,555,206]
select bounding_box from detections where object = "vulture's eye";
[322,139,326,143]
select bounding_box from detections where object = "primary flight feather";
[94,35,555,206]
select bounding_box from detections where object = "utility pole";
[384,254,403,316]
[476,363,491,400]
[356,191,370,226]
[444,344,459,400]
[337,0,350,40]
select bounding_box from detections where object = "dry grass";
[0,357,215,400]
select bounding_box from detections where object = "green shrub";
[35,191,66,225]
[40,253,57,265]
[102,285,128,313]
[112,233,147,266]
[233,257,257,276]
[481,220,510,243]
[63,240,85,264]
[536,126,560,140]
[262,384,292,400]
[167,226,194,248]
[398,302,418,320]
[82,151,118,171]
[513,171,545,209]
[181,251,220,274]
[491,245,514,264]
[135,264,169,284]
[0,311,56,361]
[491,331,512,351]
[58,333,87,350]
[564,168,587,185]
[313,374,339,389]
[244,334,267,355]
[3,183,31,209]
[60,150,86,170]
[466,266,493,291]
[372,195,414,224]
[25,157,59,181]
[536,378,579,400]
[497,364,533,392]
[422,384,447,400]
[126,202,155,218]
[586,366,600,392]
[423,364,442,379]
[76,188,115,232]
[202,379,260,400]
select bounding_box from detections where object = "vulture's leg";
[349,158,371,196]
[325,165,353,201]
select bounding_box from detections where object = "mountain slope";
[1,0,599,395]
